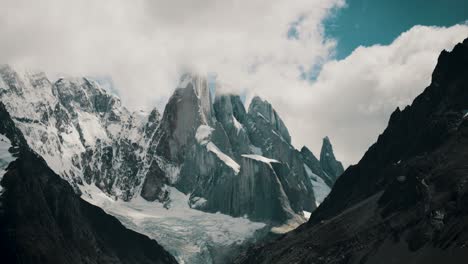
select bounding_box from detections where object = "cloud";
[1,1,467,166]
[0,0,344,108]
[271,24,468,166]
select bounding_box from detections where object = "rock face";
[0,103,177,264]
[149,77,344,223]
[320,136,344,185]
[234,38,468,264]
[0,67,344,224]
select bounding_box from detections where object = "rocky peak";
[300,146,333,187]
[178,73,213,124]
[154,73,216,162]
[142,107,161,139]
[248,96,291,144]
[319,136,344,183]
[0,65,26,95]
[53,77,121,118]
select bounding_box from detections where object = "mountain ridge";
[233,37,468,264]
[0,67,343,224]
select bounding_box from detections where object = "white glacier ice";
[81,184,265,264]
[0,134,16,193]
[304,164,331,206]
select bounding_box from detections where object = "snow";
[249,145,263,155]
[196,125,241,175]
[106,123,122,138]
[190,196,208,209]
[81,184,265,264]
[158,159,181,184]
[271,130,289,144]
[195,125,214,144]
[303,210,312,220]
[304,164,331,206]
[232,115,243,134]
[207,142,240,174]
[241,154,278,164]
[77,112,109,147]
[256,112,268,122]
[0,134,16,193]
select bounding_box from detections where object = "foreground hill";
[235,38,468,264]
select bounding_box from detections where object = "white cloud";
[0,0,343,108]
[271,24,468,166]
[1,0,467,166]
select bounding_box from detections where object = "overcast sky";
[1,0,467,165]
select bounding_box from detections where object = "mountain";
[234,38,468,264]
[0,67,159,200]
[320,136,344,185]
[0,67,343,262]
[0,103,177,264]
[0,68,343,224]
[145,75,344,223]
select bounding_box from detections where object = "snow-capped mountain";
[0,65,161,200]
[0,65,342,222]
[0,65,344,262]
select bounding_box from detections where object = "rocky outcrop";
[153,74,215,163]
[234,38,468,264]
[320,136,344,185]
[146,75,343,223]
[0,103,177,264]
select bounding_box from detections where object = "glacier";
[82,184,266,264]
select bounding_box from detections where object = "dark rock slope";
[0,103,177,264]
[234,38,468,264]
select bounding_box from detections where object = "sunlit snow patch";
[0,134,16,193]
[241,154,278,164]
[207,142,240,174]
[195,125,213,144]
[303,210,311,220]
[196,125,241,174]
[81,184,265,264]
[232,115,243,135]
[304,164,331,206]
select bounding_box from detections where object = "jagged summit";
[319,136,344,184]
[248,96,291,144]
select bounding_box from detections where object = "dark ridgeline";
[235,38,468,264]
[0,103,177,264]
